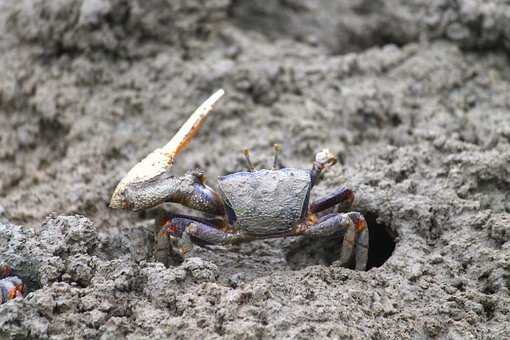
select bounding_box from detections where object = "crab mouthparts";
[110,89,225,209]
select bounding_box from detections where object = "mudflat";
[1,1,509,339]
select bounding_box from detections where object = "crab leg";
[309,187,354,214]
[161,217,248,255]
[293,212,369,270]
[354,225,369,271]
[0,265,24,304]
[0,276,24,304]
[110,90,226,211]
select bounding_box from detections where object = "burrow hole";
[285,211,396,271]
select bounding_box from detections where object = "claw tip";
[109,90,225,210]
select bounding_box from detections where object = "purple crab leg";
[309,187,354,214]
[161,217,249,255]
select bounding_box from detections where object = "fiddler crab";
[110,90,369,270]
[0,264,24,305]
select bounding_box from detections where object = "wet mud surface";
[1,1,510,339]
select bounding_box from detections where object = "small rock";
[182,257,218,282]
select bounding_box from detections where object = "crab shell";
[218,168,312,236]
[110,89,225,209]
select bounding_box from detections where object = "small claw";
[310,149,337,187]
[315,149,337,170]
[110,89,225,210]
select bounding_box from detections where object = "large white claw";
[110,89,225,209]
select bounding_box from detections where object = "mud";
[1,1,510,339]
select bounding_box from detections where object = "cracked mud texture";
[1,0,510,339]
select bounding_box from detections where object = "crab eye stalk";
[109,89,225,210]
[242,148,255,172]
[272,144,282,170]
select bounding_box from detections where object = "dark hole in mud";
[364,212,396,269]
[23,275,42,290]
[285,211,396,271]
[22,280,42,298]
